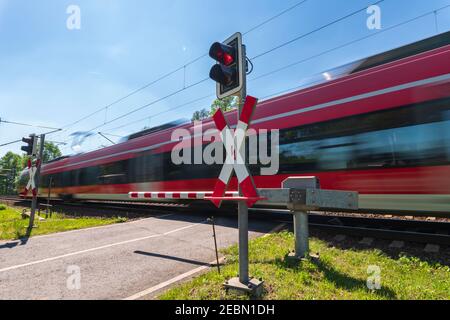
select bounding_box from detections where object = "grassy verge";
[159,231,450,300]
[0,205,127,240]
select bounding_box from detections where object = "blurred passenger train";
[18,32,450,216]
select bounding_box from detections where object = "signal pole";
[237,43,249,285]
[208,33,263,296]
[28,134,45,231]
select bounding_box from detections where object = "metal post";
[11,167,16,195]
[223,38,263,297]
[238,203,249,282]
[237,44,249,285]
[47,177,52,216]
[282,177,320,261]
[28,134,45,230]
[293,211,309,258]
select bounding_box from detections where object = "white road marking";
[0,219,205,273]
[123,258,225,300]
[124,222,287,300]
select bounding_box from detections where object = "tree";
[0,152,23,195]
[40,142,62,163]
[209,96,238,116]
[0,142,62,194]
[191,109,210,122]
[191,96,238,122]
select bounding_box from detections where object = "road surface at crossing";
[0,211,281,300]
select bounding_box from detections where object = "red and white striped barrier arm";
[129,191,239,200]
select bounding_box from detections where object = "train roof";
[42,32,450,175]
[351,31,450,74]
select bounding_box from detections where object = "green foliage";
[41,142,62,163]
[0,204,6,210]
[191,109,210,122]
[0,142,62,195]
[0,206,128,240]
[191,96,238,122]
[209,96,238,116]
[0,151,24,195]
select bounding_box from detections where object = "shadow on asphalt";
[151,211,277,235]
[134,250,209,266]
[0,228,32,250]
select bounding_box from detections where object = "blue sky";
[0,0,449,157]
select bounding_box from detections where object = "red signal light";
[208,32,243,99]
[209,42,235,66]
[223,53,234,66]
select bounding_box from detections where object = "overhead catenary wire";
[242,0,309,35]
[63,0,387,142]
[249,4,450,83]
[57,0,310,134]
[60,1,450,155]
[250,0,385,60]
[103,93,215,132]
[0,118,61,131]
[102,3,449,138]
[98,1,393,134]
[0,139,22,147]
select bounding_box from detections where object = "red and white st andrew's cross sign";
[23,159,39,197]
[210,95,259,208]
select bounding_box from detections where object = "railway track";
[1,196,449,247]
[255,209,450,246]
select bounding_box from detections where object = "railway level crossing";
[129,32,360,296]
[129,177,358,296]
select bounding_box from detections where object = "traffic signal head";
[209,64,236,87]
[208,32,244,99]
[21,134,37,156]
[209,42,235,66]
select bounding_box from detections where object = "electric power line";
[103,93,215,132]
[64,0,386,141]
[0,118,61,131]
[0,140,22,148]
[103,4,449,138]
[57,0,310,134]
[243,0,309,35]
[251,0,385,60]
[249,3,450,83]
[59,1,448,154]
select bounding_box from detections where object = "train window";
[132,151,164,183]
[61,171,72,187]
[98,161,127,185]
[277,97,450,174]
[40,98,449,187]
[279,140,320,172]
[317,137,357,170]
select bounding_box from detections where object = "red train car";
[19,32,450,215]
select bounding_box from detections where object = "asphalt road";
[0,211,280,300]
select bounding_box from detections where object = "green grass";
[159,231,450,300]
[0,206,128,240]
